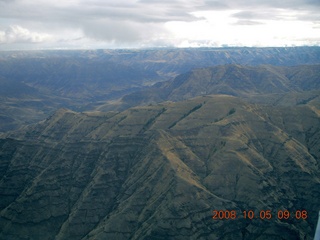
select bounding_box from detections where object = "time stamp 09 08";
[212,209,308,220]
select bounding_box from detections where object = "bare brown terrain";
[1,95,319,239]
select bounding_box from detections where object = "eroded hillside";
[120,64,320,108]
[1,95,319,239]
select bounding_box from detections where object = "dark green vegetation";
[0,47,320,239]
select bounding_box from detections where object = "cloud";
[0,25,51,44]
[207,0,320,10]
[81,19,169,45]
[234,20,264,26]
[232,10,272,20]
[201,1,230,10]
[0,0,198,24]
[0,0,319,49]
[0,0,199,47]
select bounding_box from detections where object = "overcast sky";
[0,0,320,50]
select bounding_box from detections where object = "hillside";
[1,95,319,239]
[1,47,320,132]
[119,64,320,108]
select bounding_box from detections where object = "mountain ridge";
[1,95,319,239]
[1,47,320,132]
[118,64,320,110]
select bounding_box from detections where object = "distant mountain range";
[1,95,319,239]
[0,47,320,131]
[118,64,320,109]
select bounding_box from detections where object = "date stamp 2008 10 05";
[212,210,308,220]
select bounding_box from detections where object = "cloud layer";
[0,25,51,44]
[0,0,319,49]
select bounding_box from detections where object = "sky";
[0,0,320,50]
